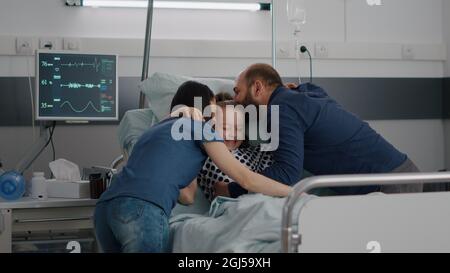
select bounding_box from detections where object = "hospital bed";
[282,173,450,253]
[167,172,450,253]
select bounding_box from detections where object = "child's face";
[216,106,245,150]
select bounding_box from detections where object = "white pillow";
[139,72,235,120]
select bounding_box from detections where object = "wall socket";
[315,43,329,58]
[16,37,34,55]
[39,37,58,50]
[63,38,81,51]
[402,45,415,60]
[277,44,291,58]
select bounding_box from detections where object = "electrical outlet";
[65,0,82,6]
[16,37,34,55]
[402,45,415,60]
[63,38,81,51]
[315,43,329,58]
[39,37,58,50]
[278,46,290,58]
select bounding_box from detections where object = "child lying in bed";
[196,93,274,202]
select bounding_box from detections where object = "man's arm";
[227,103,305,198]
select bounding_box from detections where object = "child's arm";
[178,179,198,205]
[203,142,292,197]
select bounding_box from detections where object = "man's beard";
[242,90,257,107]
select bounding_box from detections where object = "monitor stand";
[15,121,53,174]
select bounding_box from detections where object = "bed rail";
[281,172,450,253]
[110,154,125,170]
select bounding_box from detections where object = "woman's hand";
[170,107,204,121]
[284,83,298,89]
[214,182,230,198]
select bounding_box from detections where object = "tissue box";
[46,179,90,199]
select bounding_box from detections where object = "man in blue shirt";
[224,63,422,197]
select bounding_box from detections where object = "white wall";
[443,0,450,170]
[0,0,447,178]
[0,0,445,78]
[369,120,445,172]
[1,0,442,43]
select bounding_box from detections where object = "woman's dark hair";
[170,81,215,113]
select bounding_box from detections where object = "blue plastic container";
[0,171,26,201]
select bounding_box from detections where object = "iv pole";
[139,0,155,109]
[271,0,276,69]
[112,0,155,169]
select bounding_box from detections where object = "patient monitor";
[14,51,119,175]
[36,51,118,121]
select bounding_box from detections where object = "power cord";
[20,121,56,175]
[26,55,36,172]
[300,46,313,84]
[50,128,56,161]
[49,124,56,178]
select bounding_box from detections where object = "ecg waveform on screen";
[61,62,95,68]
[60,101,101,113]
[61,58,99,71]
[60,58,114,73]
[60,83,103,89]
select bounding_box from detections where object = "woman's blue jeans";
[94,197,170,253]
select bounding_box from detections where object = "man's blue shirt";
[229,83,407,196]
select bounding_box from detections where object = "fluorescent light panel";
[82,1,263,11]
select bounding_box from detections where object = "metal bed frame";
[282,172,450,253]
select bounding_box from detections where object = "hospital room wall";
[444,0,450,171]
[0,0,447,178]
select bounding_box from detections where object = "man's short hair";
[244,63,283,89]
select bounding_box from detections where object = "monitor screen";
[36,51,118,121]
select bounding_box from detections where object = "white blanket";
[169,193,315,253]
